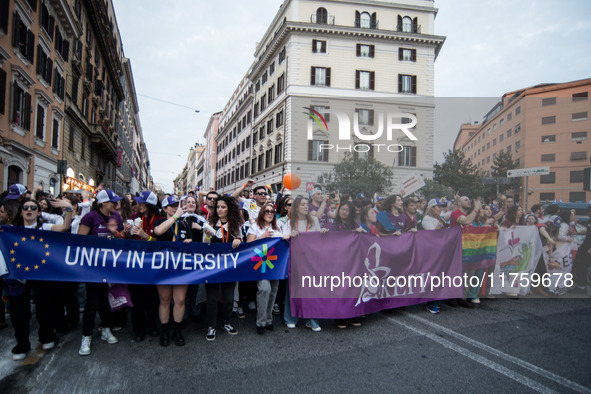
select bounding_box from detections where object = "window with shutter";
[308,140,329,161]
[570,151,587,161]
[399,74,416,93]
[52,118,59,149]
[0,0,9,34]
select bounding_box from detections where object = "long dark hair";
[209,195,242,238]
[335,201,356,230]
[290,196,315,228]
[255,202,279,231]
[506,206,525,225]
[276,195,292,218]
[13,199,44,228]
[119,197,133,221]
[0,200,21,225]
[380,194,402,214]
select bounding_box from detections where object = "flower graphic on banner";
[251,244,277,274]
[10,235,51,273]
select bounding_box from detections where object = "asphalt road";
[1,297,590,393]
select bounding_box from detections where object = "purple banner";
[289,228,464,319]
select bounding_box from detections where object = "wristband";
[65,207,73,212]
[172,215,178,220]
[148,236,153,241]
[114,231,121,237]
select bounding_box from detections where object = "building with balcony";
[216,73,254,194]
[245,0,444,193]
[61,0,126,193]
[454,78,591,204]
[0,0,76,194]
[202,111,220,190]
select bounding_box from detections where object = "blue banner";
[0,226,289,285]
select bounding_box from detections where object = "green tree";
[316,152,393,198]
[434,150,485,197]
[415,179,455,201]
[490,151,520,193]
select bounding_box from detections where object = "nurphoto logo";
[305,107,418,153]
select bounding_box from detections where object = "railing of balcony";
[310,14,335,25]
[397,24,421,34]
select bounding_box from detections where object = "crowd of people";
[0,179,589,361]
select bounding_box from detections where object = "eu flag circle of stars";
[9,234,52,273]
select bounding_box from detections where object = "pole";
[525,176,529,212]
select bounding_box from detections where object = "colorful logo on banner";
[10,234,53,273]
[251,244,277,274]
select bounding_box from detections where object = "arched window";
[316,7,328,24]
[360,12,371,28]
[402,16,412,32]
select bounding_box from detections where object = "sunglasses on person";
[285,203,292,207]
[206,196,217,201]
[168,204,179,208]
[264,210,276,214]
[22,205,38,211]
[255,192,268,196]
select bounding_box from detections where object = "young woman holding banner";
[154,195,191,346]
[78,189,125,356]
[10,198,74,360]
[284,196,328,332]
[128,191,162,343]
[247,203,289,334]
[324,201,362,329]
[202,195,242,341]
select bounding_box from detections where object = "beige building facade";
[249,0,444,193]
[455,78,591,204]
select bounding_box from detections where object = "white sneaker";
[42,341,55,350]
[286,323,296,329]
[79,336,92,356]
[101,328,118,344]
[12,352,26,361]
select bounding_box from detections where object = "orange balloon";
[283,173,301,190]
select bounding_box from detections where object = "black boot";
[173,322,185,346]
[160,323,170,347]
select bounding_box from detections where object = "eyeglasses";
[22,205,38,211]
[207,197,216,201]
[285,203,292,207]
[255,192,268,196]
[168,204,179,208]
[264,210,276,214]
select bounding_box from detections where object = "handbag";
[107,283,134,311]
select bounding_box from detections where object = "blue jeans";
[283,283,319,327]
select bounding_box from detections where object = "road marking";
[386,315,559,394]
[400,312,591,394]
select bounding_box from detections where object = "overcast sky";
[112,0,591,191]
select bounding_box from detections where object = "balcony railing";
[397,24,421,34]
[310,14,335,25]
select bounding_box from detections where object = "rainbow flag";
[461,226,498,269]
